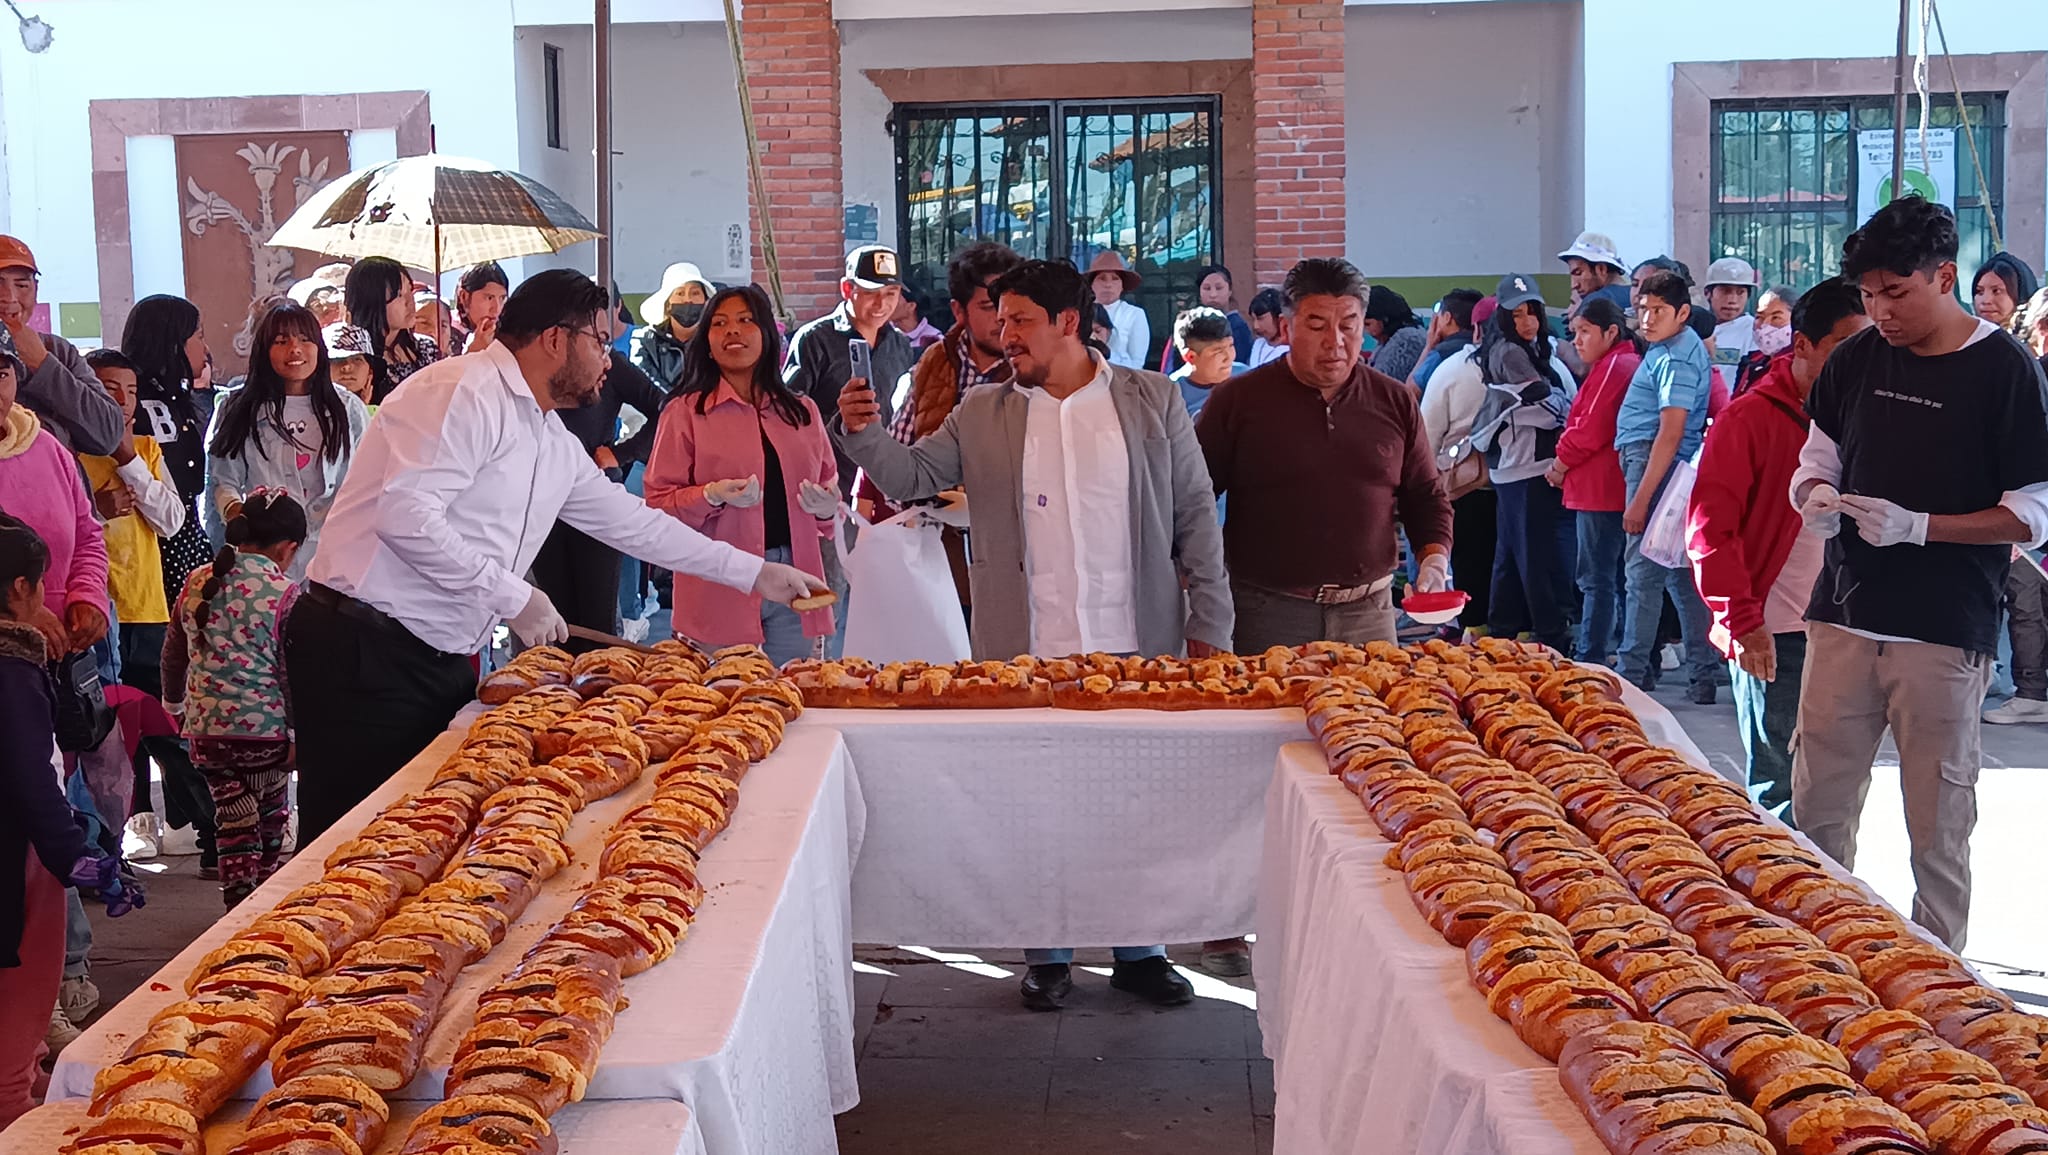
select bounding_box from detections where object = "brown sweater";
[1194,356,1453,594]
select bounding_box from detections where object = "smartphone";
[848,338,872,386]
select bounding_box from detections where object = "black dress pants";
[284,585,475,845]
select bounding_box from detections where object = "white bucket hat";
[640,261,717,326]
[1557,231,1626,273]
[1704,257,1759,289]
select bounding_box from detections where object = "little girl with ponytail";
[161,489,307,907]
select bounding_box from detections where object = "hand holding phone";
[839,375,881,433]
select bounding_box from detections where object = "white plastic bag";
[1638,457,1698,570]
[840,506,972,664]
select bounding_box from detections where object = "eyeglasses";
[560,324,608,346]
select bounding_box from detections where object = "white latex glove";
[1838,493,1929,548]
[508,585,570,646]
[1799,482,1843,538]
[754,561,830,605]
[705,475,762,508]
[1414,552,1451,594]
[927,488,970,528]
[797,479,839,519]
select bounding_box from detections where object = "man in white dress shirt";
[287,269,825,843]
[836,258,1228,1011]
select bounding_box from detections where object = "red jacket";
[1686,354,1809,659]
[1552,345,1637,512]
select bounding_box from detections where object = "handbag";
[840,506,973,664]
[1639,456,1700,570]
[1436,434,1491,501]
[50,649,117,753]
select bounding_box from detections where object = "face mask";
[669,301,706,329]
[1755,323,1792,356]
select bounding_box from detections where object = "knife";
[566,624,663,655]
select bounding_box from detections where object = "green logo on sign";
[1879,168,1941,204]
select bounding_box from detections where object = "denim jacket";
[202,383,369,579]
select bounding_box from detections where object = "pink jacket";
[0,427,109,620]
[643,384,837,644]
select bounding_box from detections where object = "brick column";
[1251,0,1346,288]
[739,0,843,322]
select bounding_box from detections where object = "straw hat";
[640,262,716,326]
[1085,250,1141,292]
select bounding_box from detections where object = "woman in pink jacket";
[644,285,838,664]
[0,346,108,664]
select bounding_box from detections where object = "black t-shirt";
[761,430,791,552]
[1804,323,2048,653]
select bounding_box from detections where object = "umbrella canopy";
[267,154,599,272]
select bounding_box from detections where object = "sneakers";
[1660,644,1682,672]
[59,975,100,1023]
[47,1003,80,1051]
[1199,938,1252,978]
[122,813,162,860]
[157,820,200,857]
[1019,963,1073,1012]
[1983,696,2048,725]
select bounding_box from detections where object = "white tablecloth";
[808,707,1305,947]
[0,1095,703,1154]
[1254,742,1604,1155]
[48,724,865,1155]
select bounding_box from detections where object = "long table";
[1249,678,1925,1155]
[0,1097,703,1154]
[43,723,863,1155]
[811,707,1305,948]
[1255,741,1605,1155]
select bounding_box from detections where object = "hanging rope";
[722,0,792,327]
[1914,0,1932,164]
[1929,0,2003,252]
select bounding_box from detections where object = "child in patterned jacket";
[161,490,306,907]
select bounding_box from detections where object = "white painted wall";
[1342,1,1582,278]
[0,0,521,316]
[839,10,1254,254]
[516,21,748,296]
[1581,0,2048,269]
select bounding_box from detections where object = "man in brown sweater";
[1195,258,1455,650]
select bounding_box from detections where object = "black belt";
[304,583,448,651]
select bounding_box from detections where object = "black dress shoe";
[1687,681,1717,706]
[1020,963,1072,1011]
[1109,956,1193,1006]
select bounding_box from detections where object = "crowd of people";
[0,188,2043,1103]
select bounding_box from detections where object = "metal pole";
[1891,0,1909,198]
[595,0,614,297]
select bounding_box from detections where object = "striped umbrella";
[267,154,599,273]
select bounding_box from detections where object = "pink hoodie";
[0,425,110,618]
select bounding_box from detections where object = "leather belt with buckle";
[1311,574,1396,605]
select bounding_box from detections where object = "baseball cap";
[844,245,901,290]
[1704,257,1758,290]
[325,339,366,361]
[1494,273,1545,313]
[0,236,38,275]
[1556,231,1624,273]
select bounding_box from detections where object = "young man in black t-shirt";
[1788,196,2048,949]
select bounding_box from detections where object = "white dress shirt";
[309,341,763,653]
[1103,298,1151,370]
[1017,355,1138,656]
